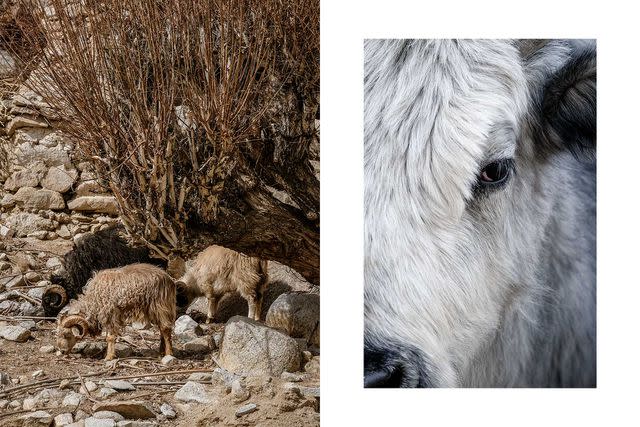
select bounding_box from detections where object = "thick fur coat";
[364,39,596,388]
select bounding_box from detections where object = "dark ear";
[541,41,596,159]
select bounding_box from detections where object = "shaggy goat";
[176,245,269,323]
[364,39,596,387]
[56,263,176,360]
[43,226,167,316]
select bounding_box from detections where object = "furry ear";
[541,41,596,159]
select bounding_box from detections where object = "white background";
[320,0,640,425]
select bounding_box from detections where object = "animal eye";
[478,159,513,187]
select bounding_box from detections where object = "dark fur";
[43,226,167,316]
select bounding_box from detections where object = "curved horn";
[42,285,68,310]
[61,315,89,338]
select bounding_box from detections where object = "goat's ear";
[541,42,596,159]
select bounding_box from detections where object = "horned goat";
[176,245,269,323]
[56,263,176,361]
[43,226,167,317]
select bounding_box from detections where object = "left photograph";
[0,0,319,425]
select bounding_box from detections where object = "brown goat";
[56,263,176,360]
[176,245,269,323]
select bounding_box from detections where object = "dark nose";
[364,347,407,388]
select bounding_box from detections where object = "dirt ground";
[0,236,320,426]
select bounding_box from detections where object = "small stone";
[41,165,78,193]
[159,403,176,419]
[62,391,86,406]
[174,381,213,404]
[84,417,116,427]
[24,271,42,282]
[91,401,156,420]
[103,380,135,391]
[281,371,306,382]
[231,379,249,403]
[98,387,117,397]
[83,381,98,392]
[40,345,56,353]
[235,403,258,417]
[0,399,8,410]
[93,411,125,421]
[27,230,49,240]
[115,422,158,427]
[283,383,320,398]
[54,412,74,426]
[19,410,53,426]
[59,379,72,389]
[46,257,63,268]
[24,189,66,211]
[23,396,40,410]
[0,261,11,272]
[183,336,211,353]
[0,325,31,342]
[161,354,177,366]
[32,369,45,378]
[173,315,203,336]
[56,224,71,239]
[187,372,212,382]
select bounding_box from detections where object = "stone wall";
[1,86,119,242]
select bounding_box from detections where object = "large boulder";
[41,165,78,193]
[219,316,301,376]
[67,196,118,215]
[266,292,319,347]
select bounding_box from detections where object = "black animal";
[42,226,167,316]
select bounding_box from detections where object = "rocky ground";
[0,232,320,426]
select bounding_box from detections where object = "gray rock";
[3,169,41,191]
[54,413,74,426]
[19,410,53,426]
[23,396,40,410]
[0,194,15,208]
[67,196,118,215]
[0,398,8,409]
[29,287,45,300]
[46,257,63,268]
[84,417,116,427]
[161,355,177,366]
[231,379,249,403]
[14,138,72,167]
[39,345,55,354]
[173,315,203,337]
[174,381,214,404]
[92,411,124,421]
[91,401,156,420]
[0,224,13,239]
[83,381,98,392]
[25,189,66,210]
[57,224,72,239]
[283,383,320,398]
[19,320,37,330]
[187,372,212,382]
[0,325,31,342]
[182,336,211,353]
[62,391,86,406]
[281,371,306,382]
[211,367,241,388]
[266,292,320,347]
[235,403,258,417]
[27,230,49,240]
[98,388,117,398]
[41,166,78,193]
[219,316,301,376]
[102,380,135,391]
[159,403,176,419]
[5,212,57,237]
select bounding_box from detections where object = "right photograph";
[363,39,596,388]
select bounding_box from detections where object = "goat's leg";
[161,328,173,356]
[206,296,218,324]
[105,332,116,361]
[247,294,258,321]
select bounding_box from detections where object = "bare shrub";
[18,0,319,284]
